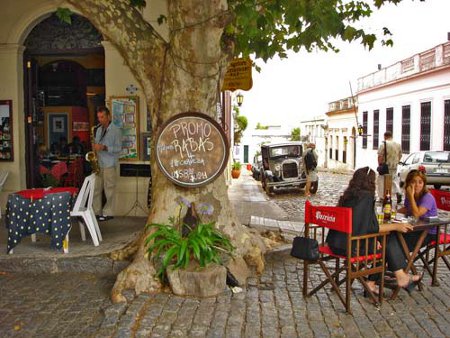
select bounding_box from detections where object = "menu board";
[0,100,13,161]
[110,96,139,160]
[156,112,229,188]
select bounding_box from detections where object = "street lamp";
[236,92,244,107]
[357,124,364,136]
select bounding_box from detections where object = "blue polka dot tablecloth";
[5,191,74,253]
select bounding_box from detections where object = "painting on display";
[109,96,139,160]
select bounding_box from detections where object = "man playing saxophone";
[92,106,122,221]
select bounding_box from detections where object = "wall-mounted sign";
[156,112,229,188]
[222,57,253,91]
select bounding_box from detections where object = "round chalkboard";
[155,112,229,188]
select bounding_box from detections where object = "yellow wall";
[0,0,167,216]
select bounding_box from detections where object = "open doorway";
[23,13,105,188]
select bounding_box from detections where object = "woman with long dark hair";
[326,167,422,294]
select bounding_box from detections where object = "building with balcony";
[356,40,450,170]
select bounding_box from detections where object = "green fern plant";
[145,217,234,281]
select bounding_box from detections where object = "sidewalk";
[1,171,450,337]
[229,169,304,236]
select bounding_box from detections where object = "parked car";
[251,154,263,181]
[260,142,318,194]
[397,151,450,189]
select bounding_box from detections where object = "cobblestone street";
[1,171,450,337]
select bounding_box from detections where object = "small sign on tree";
[155,112,229,188]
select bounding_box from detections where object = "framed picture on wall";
[0,100,14,161]
[109,96,140,161]
[44,110,72,153]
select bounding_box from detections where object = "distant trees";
[234,106,248,144]
[256,122,269,130]
[291,127,301,141]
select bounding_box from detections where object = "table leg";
[391,230,428,300]
[431,228,440,286]
[63,234,69,254]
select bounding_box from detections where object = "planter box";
[167,263,227,297]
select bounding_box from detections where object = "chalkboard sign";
[156,112,229,187]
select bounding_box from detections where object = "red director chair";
[302,201,388,314]
[417,189,450,286]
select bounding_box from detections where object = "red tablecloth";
[15,187,78,200]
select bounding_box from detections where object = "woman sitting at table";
[326,167,422,295]
[397,169,438,250]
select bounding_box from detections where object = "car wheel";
[434,184,442,189]
[265,183,274,194]
[310,180,319,194]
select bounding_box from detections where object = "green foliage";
[256,122,269,130]
[291,127,301,141]
[55,7,72,24]
[225,0,404,62]
[232,161,242,170]
[130,0,146,9]
[234,115,248,144]
[145,215,234,281]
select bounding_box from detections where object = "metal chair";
[70,173,102,246]
[416,189,450,285]
[302,200,388,314]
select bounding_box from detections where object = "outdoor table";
[390,217,450,300]
[4,187,78,254]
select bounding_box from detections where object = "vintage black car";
[251,154,262,181]
[260,142,318,194]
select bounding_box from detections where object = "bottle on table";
[383,190,392,222]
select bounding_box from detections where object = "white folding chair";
[0,170,9,219]
[71,174,102,246]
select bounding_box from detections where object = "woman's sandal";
[402,273,424,294]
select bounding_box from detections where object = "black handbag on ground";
[377,141,389,175]
[290,236,319,261]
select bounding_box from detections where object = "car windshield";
[269,146,301,158]
[423,152,450,163]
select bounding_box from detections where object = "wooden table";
[390,217,450,299]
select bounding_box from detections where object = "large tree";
[64,0,409,302]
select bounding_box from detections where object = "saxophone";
[85,123,101,174]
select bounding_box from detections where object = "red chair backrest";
[305,200,353,234]
[429,189,450,212]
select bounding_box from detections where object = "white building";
[356,40,450,170]
[324,98,359,171]
[237,125,292,165]
[299,115,326,167]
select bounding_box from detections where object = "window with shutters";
[386,107,393,134]
[420,102,431,150]
[373,110,379,149]
[362,111,368,149]
[401,105,411,154]
[444,100,450,151]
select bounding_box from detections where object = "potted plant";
[145,199,234,297]
[231,161,242,179]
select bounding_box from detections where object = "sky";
[238,0,450,129]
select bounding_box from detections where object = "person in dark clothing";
[326,166,422,294]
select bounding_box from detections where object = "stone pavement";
[0,170,450,337]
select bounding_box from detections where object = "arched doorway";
[23,13,105,188]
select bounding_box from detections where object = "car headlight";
[275,164,281,172]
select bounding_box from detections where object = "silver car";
[397,151,450,189]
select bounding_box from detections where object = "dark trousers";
[372,231,433,280]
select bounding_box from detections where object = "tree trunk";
[68,0,267,302]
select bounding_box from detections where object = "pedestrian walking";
[303,142,318,197]
[377,131,402,203]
